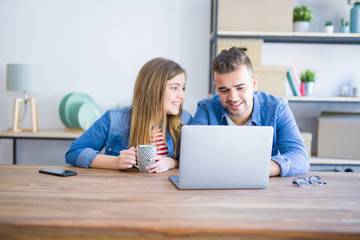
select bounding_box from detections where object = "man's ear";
[252,76,258,91]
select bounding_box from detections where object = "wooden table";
[0,130,82,164]
[0,165,359,239]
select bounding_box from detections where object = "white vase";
[303,82,315,97]
[323,26,334,33]
[293,21,310,32]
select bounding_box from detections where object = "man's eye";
[219,89,229,93]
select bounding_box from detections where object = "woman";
[65,58,192,173]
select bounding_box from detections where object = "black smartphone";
[39,168,77,177]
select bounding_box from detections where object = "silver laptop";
[169,125,274,189]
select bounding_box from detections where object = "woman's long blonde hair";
[129,58,185,156]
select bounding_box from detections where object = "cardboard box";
[318,112,360,159]
[217,0,293,32]
[301,132,312,157]
[217,38,263,65]
[254,65,287,97]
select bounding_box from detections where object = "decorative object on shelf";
[286,67,302,96]
[348,0,360,33]
[352,86,360,97]
[59,93,103,131]
[6,64,44,132]
[324,21,334,33]
[339,85,350,97]
[300,69,316,97]
[293,5,313,32]
[339,18,350,33]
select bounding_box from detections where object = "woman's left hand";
[146,156,177,173]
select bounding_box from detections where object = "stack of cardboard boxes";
[215,0,294,97]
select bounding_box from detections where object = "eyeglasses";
[292,176,326,187]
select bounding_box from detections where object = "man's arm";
[270,160,281,176]
[271,102,309,177]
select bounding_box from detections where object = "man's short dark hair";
[211,47,253,77]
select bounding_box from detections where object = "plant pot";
[339,26,350,33]
[302,82,315,97]
[324,26,334,33]
[350,4,360,33]
[293,21,310,32]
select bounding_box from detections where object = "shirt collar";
[250,92,261,126]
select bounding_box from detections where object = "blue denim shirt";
[191,91,309,177]
[65,107,192,168]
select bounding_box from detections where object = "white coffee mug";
[135,145,157,173]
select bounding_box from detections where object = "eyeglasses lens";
[293,178,310,187]
[309,176,326,185]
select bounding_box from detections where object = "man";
[192,47,309,177]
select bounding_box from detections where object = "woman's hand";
[117,147,137,169]
[146,156,178,173]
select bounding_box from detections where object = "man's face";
[214,65,258,125]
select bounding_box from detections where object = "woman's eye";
[171,86,177,90]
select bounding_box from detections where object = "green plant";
[348,0,360,5]
[293,5,313,22]
[341,18,349,27]
[325,21,333,26]
[300,69,316,83]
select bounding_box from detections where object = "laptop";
[169,125,274,189]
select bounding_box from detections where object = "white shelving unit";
[286,96,360,103]
[210,0,360,169]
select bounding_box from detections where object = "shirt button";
[109,148,112,151]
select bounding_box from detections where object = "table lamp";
[6,64,44,132]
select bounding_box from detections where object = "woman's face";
[163,73,186,115]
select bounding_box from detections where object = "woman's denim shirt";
[65,107,192,168]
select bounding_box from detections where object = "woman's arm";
[146,156,179,173]
[90,147,137,170]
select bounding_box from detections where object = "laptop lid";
[170,125,273,189]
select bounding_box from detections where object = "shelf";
[285,96,360,103]
[310,156,360,165]
[212,31,360,44]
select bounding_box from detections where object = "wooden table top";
[0,165,359,240]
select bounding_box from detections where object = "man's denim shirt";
[65,107,192,168]
[191,91,309,177]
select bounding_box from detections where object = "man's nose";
[228,89,238,101]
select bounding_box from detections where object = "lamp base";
[12,98,39,132]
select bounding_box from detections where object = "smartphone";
[39,168,77,177]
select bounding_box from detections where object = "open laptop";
[169,125,274,189]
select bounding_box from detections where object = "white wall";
[0,0,210,164]
[1,0,359,164]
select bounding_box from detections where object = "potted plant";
[339,18,350,33]
[324,21,334,33]
[293,5,313,32]
[300,69,316,97]
[348,0,360,33]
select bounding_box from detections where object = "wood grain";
[0,165,359,239]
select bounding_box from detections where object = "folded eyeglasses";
[292,176,326,187]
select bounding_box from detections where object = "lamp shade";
[6,64,44,92]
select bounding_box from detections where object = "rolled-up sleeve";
[65,111,110,168]
[271,102,309,177]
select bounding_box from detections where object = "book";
[287,67,301,96]
[289,67,303,96]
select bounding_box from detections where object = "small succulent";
[293,5,313,22]
[325,21,333,26]
[341,18,349,27]
[300,69,316,83]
